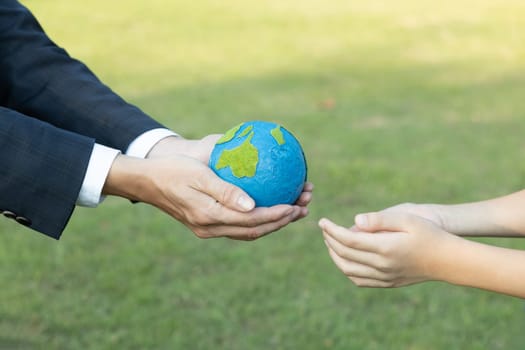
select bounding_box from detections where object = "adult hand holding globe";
[209,121,308,207]
[134,123,312,241]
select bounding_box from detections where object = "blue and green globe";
[209,121,307,207]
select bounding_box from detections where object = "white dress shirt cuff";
[126,128,179,158]
[76,144,120,207]
[76,128,179,207]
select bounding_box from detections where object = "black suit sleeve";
[0,1,170,239]
[0,106,94,239]
[0,0,166,152]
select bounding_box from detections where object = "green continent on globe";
[216,131,259,178]
[216,123,243,144]
[270,125,285,145]
[238,125,253,138]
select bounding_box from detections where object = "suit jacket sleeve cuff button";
[15,216,32,226]
[2,210,16,219]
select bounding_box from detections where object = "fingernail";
[237,195,254,211]
[355,214,368,228]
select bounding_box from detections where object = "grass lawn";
[1,0,525,348]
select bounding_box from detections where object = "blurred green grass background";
[1,0,525,348]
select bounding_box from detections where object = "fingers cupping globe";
[209,120,307,207]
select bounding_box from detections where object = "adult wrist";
[145,135,184,159]
[102,154,149,202]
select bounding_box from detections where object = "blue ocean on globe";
[208,120,307,207]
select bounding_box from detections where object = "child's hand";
[381,203,445,229]
[319,212,458,288]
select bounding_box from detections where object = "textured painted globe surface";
[209,121,307,207]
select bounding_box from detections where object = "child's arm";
[381,189,525,237]
[319,212,525,298]
[437,189,525,236]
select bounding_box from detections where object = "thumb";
[196,134,223,163]
[354,211,422,233]
[198,168,255,212]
